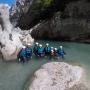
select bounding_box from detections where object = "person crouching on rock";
[33,42,39,56]
[57,46,66,59]
[44,43,51,57]
[37,44,44,58]
[17,46,27,63]
[26,43,32,60]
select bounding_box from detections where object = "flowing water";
[0,40,90,90]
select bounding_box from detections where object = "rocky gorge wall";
[10,0,90,43]
[0,4,34,61]
[31,12,90,43]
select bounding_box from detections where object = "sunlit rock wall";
[0,4,34,61]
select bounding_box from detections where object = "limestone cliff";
[10,0,90,43]
[0,4,34,61]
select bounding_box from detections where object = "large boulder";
[28,62,86,90]
[0,4,34,61]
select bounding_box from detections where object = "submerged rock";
[28,62,84,90]
[0,4,34,61]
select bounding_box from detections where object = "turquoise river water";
[0,40,90,90]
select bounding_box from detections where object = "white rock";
[28,62,83,90]
[0,4,34,60]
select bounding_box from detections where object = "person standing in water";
[54,48,58,56]
[37,44,44,58]
[44,43,51,57]
[33,42,39,56]
[26,43,32,60]
[49,47,54,59]
[57,46,66,59]
[17,46,27,63]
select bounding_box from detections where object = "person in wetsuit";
[49,47,54,59]
[37,44,44,58]
[54,48,58,57]
[44,43,51,57]
[17,46,27,63]
[33,42,39,56]
[26,43,32,60]
[57,46,66,58]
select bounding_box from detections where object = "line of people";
[17,42,66,63]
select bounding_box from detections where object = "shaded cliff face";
[31,12,90,43]
[10,0,54,29]
[10,0,90,29]
[10,0,90,43]
[10,0,80,29]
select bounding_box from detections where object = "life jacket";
[19,48,26,57]
[51,50,54,56]
[33,46,38,52]
[38,47,44,54]
[57,49,65,55]
[54,50,57,56]
[44,47,51,53]
[26,47,32,54]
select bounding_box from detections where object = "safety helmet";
[51,47,53,49]
[55,48,57,50]
[27,43,31,46]
[22,46,26,49]
[60,46,63,49]
[46,43,49,46]
[39,44,42,47]
[35,42,39,45]
[51,49,54,52]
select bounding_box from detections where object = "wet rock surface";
[28,62,85,90]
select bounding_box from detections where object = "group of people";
[17,42,66,63]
